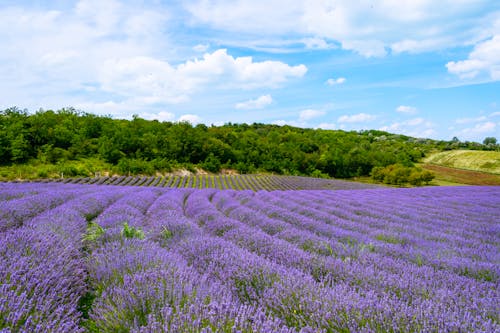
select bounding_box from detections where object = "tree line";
[0,107,496,180]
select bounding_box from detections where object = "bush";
[117,158,155,175]
[202,153,221,173]
[371,164,434,186]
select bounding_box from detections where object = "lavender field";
[30,174,380,191]
[0,182,499,332]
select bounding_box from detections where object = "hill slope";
[424,150,500,174]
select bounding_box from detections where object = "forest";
[0,107,497,180]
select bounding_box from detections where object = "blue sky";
[1,1,499,142]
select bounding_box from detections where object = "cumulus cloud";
[0,3,307,116]
[338,113,375,123]
[140,111,176,122]
[272,120,289,126]
[396,105,417,114]
[73,101,134,118]
[380,118,435,138]
[178,49,307,89]
[179,114,201,124]
[235,94,273,109]
[299,109,326,121]
[99,49,306,104]
[0,1,171,112]
[316,123,336,130]
[460,122,497,136]
[446,35,500,80]
[326,77,346,86]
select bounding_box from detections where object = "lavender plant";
[0,183,498,332]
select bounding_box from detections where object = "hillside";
[424,150,500,174]
[1,107,497,182]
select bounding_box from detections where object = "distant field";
[422,164,500,186]
[26,174,380,191]
[424,150,500,174]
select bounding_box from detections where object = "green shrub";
[371,164,434,186]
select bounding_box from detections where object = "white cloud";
[184,0,303,35]
[338,113,375,123]
[391,38,450,54]
[99,49,306,105]
[0,3,307,116]
[406,118,425,126]
[341,40,387,58]
[316,123,336,130]
[140,111,176,122]
[396,105,417,114]
[302,37,336,50]
[235,94,273,110]
[185,1,496,57]
[446,35,500,80]
[380,117,435,137]
[0,1,171,110]
[299,109,326,121]
[74,101,134,118]
[460,121,497,136]
[99,56,185,104]
[178,49,307,90]
[455,116,488,124]
[193,43,209,52]
[179,114,201,124]
[326,77,346,86]
[272,120,289,126]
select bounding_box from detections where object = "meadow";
[0,181,498,332]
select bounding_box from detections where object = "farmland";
[32,174,380,191]
[1,182,499,332]
[424,150,500,174]
[421,164,500,186]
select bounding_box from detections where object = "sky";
[1,1,499,142]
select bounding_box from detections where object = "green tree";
[10,134,31,162]
[483,137,497,145]
[202,153,222,173]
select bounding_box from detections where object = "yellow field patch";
[424,150,500,174]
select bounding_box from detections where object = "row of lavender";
[30,174,379,191]
[0,182,499,332]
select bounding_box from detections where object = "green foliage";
[375,234,407,245]
[83,222,105,243]
[371,164,434,186]
[161,227,173,240]
[10,134,31,163]
[0,107,477,180]
[483,137,497,146]
[202,153,221,173]
[121,222,145,239]
[117,158,155,175]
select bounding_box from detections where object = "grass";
[0,158,114,181]
[424,150,500,174]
